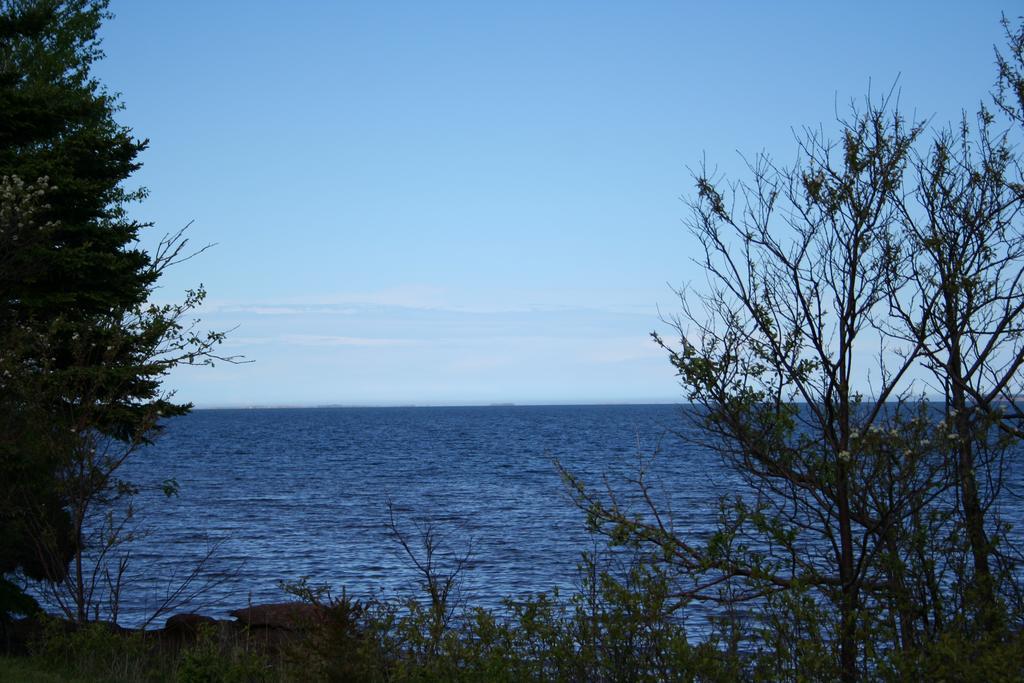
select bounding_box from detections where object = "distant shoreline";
[190,401,682,411]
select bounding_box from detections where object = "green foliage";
[12,549,1024,682]
[278,579,394,681]
[0,655,96,683]
[281,544,740,683]
[0,576,40,620]
[884,628,1024,683]
[570,18,1024,683]
[748,586,840,681]
[30,616,149,682]
[0,0,231,624]
[176,624,270,683]
[21,617,273,683]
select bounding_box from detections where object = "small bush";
[30,616,150,682]
[176,623,270,683]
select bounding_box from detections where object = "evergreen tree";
[0,0,228,623]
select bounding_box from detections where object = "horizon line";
[188,399,682,410]
[185,393,972,411]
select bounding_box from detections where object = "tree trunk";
[947,331,996,628]
[837,469,859,682]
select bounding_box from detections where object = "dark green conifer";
[0,1,226,624]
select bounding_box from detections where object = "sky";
[95,1,1013,407]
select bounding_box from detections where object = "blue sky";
[96,1,1011,407]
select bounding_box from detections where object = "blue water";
[90,404,726,627]
[37,403,1024,630]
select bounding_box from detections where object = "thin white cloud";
[220,306,308,315]
[195,284,668,317]
[279,334,418,348]
[274,285,451,310]
[219,336,278,347]
[218,305,360,316]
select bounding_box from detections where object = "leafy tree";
[0,0,231,624]
[564,22,1024,683]
[886,109,1024,634]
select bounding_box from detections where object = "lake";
[45,403,1022,630]
[84,404,725,627]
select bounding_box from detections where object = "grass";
[0,655,99,682]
